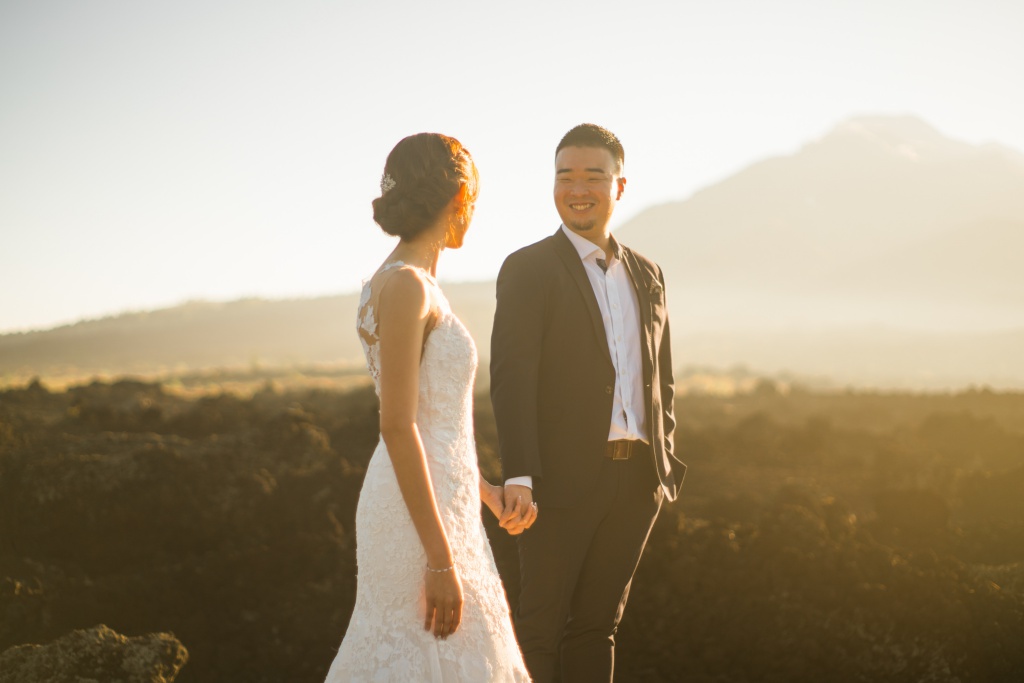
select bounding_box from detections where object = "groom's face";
[554,146,625,236]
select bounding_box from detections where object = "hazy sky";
[2,0,1022,333]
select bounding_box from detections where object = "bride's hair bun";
[372,133,478,240]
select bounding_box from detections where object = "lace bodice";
[354,264,391,394]
[356,262,478,421]
[358,262,455,387]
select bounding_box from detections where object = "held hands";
[480,480,506,522]
[499,484,538,536]
[424,564,463,639]
[478,478,537,535]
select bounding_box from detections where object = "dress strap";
[379,260,407,274]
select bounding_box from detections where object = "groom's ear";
[616,176,626,200]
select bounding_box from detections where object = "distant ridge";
[0,282,499,383]
[4,290,1022,390]
[0,295,362,377]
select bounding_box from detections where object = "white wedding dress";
[325,262,530,683]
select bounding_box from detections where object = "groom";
[491,123,685,683]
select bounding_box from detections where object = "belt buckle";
[610,441,631,460]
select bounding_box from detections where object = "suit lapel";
[622,247,653,334]
[553,229,613,366]
[622,247,656,382]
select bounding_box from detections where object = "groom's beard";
[566,219,596,232]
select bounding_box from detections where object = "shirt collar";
[560,224,622,264]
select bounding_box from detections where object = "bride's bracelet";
[426,563,455,574]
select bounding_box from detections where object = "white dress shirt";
[505,225,648,490]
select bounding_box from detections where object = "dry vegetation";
[2,373,1022,682]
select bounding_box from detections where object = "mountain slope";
[617,116,1024,330]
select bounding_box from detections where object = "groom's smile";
[554,145,626,236]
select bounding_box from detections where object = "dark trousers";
[514,450,663,683]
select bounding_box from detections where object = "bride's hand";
[480,480,505,520]
[424,566,464,639]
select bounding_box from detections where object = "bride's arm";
[376,269,462,639]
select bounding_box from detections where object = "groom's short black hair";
[556,124,624,173]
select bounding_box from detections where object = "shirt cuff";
[504,476,533,489]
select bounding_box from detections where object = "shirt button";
[605,385,613,394]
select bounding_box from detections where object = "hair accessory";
[380,172,397,194]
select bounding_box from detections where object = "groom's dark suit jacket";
[491,228,685,507]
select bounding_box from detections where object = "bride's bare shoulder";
[373,266,433,321]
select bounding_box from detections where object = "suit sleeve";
[490,252,546,482]
[657,265,677,460]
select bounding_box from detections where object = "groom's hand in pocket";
[500,484,538,535]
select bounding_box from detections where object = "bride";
[324,133,533,682]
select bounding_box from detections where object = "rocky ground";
[2,377,1023,682]
[0,624,187,683]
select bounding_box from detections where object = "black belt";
[605,440,649,460]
